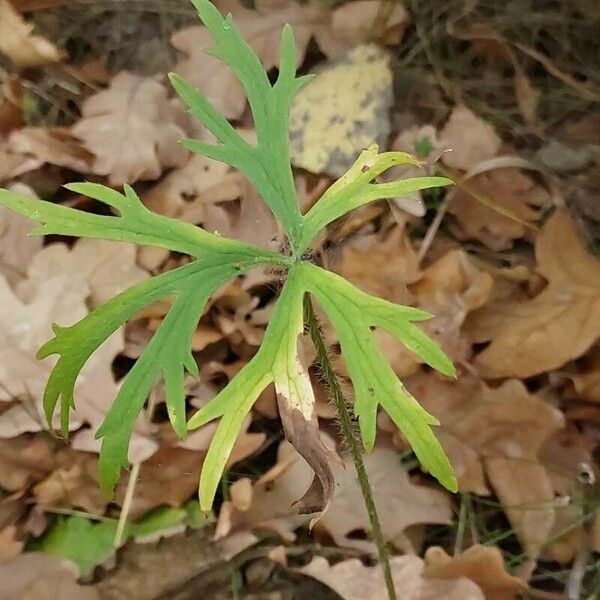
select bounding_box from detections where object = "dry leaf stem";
[304,296,397,600]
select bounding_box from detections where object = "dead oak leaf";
[0,0,64,67]
[439,104,501,170]
[180,172,281,250]
[0,525,23,561]
[171,0,316,120]
[423,545,527,600]
[566,346,600,403]
[405,373,564,555]
[116,417,265,519]
[449,168,549,251]
[299,555,484,600]
[412,249,493,367]
[72,72,188,185]
[467,210,600,378]
[143,153,231,219]
[336,226,421,305]
[0,268,126,442]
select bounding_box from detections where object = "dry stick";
[304,296,397,600]
[114,388,160,547]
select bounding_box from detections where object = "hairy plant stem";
[304,295,397,600]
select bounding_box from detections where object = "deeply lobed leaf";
[300,263,458,492]
[190,263,457,510]
[0,0,458,513]
[171,0,309,250]
[0,182,284,262]
[37,251,278,491]
[299,145,453,251]
[189,267,336,512]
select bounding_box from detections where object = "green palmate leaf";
[299,145,453,251]
[0,0,458,528]
[299,262,458,493]
[171,0,310,251]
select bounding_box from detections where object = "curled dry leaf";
[0,0,63,67]
[449,168,550,250]
[468,210,600,378]
[299,555,484,600]
[171,0,316,119]
[289,44,393,177]
[405,373,564,554]
[216,440,452,551]
[72,72,188,185]
[439,104,501,171]
[423,545,527,600]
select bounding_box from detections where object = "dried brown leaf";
[314,0,408,60]
[72,72,188,185]
[439,104,501,171]
[468,210,600,378]
[405,373,564,554]
[336,227,421,305]
[449,168,549,250]
[17,238,148,308]
[0,525,23,561]
[0,553,99,600]
[0,184,43,287]
[423,545,527,600]
[7,127,94,174]
[412,249,493,366]
[0,258,130,442]
[299,555,484,600]
[33,450,107,515]
[0,434,55,492]
[0,0,63,67]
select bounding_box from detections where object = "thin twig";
[304,296,397,600]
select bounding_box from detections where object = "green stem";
[304,296,397,600]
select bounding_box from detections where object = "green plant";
[0,1,456,593]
